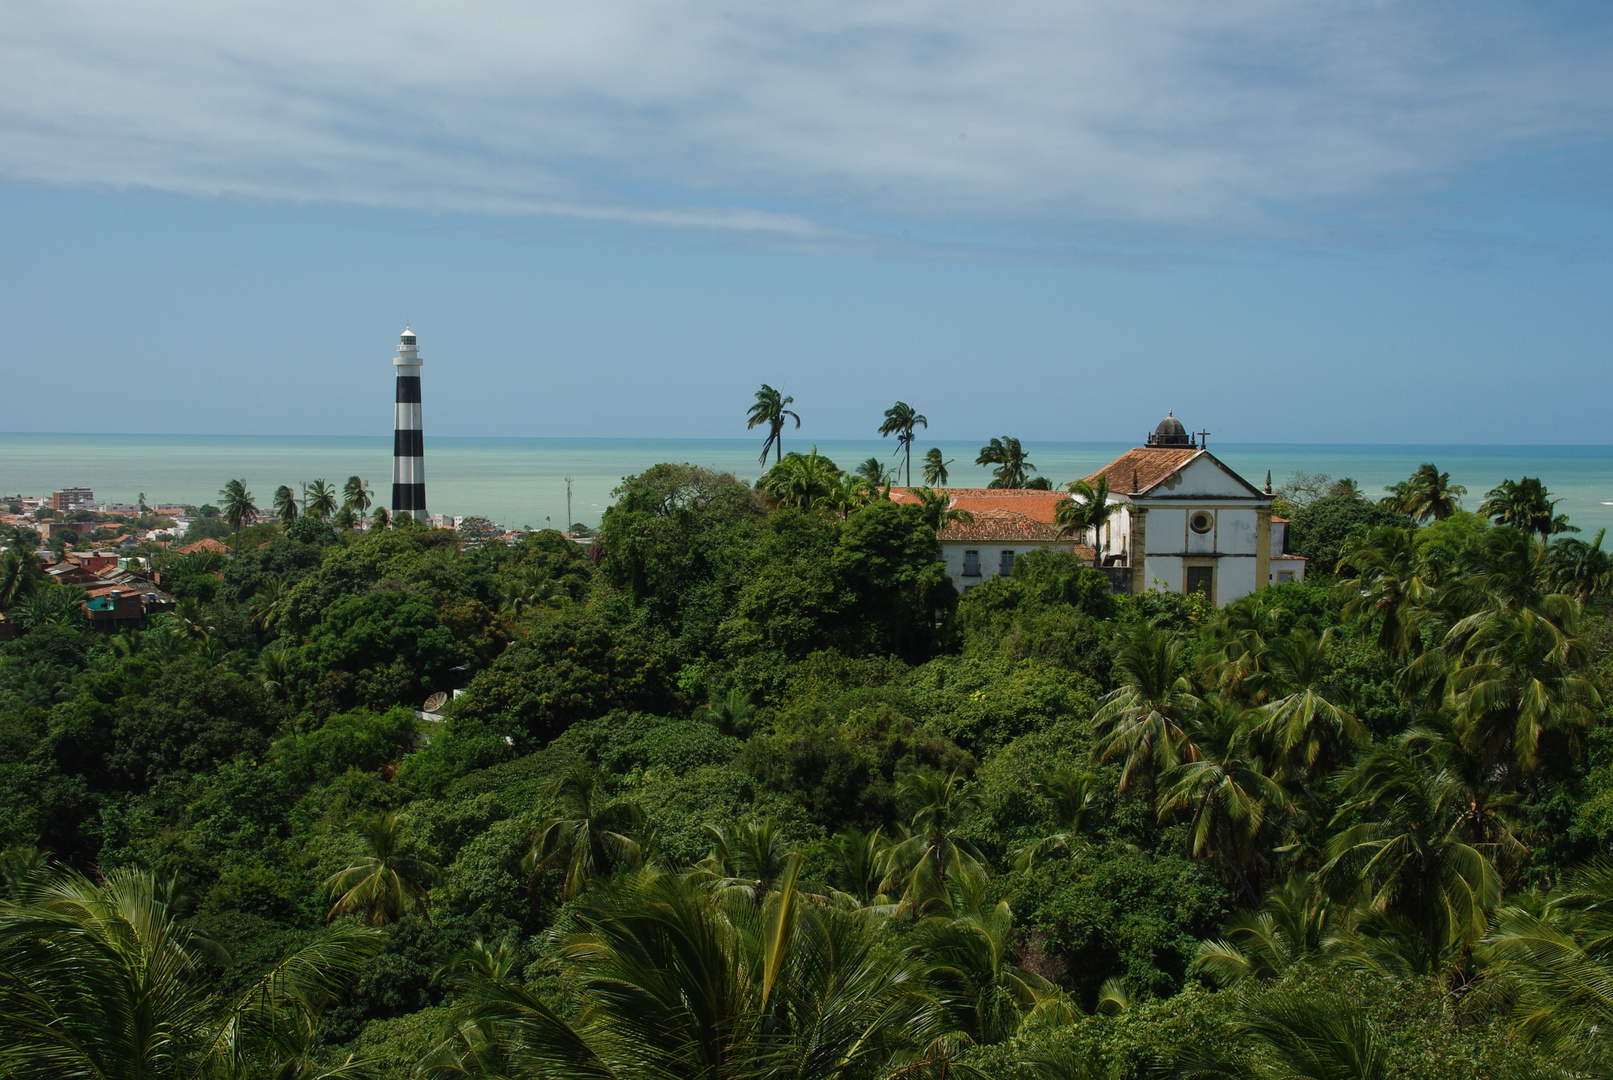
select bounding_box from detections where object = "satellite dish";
[423,692,448,713]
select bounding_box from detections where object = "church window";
[1190,510,1214,534]
[1186,566,1214,598]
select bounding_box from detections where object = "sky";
[1,1,1610,444]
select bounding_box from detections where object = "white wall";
[939,539,1072,593]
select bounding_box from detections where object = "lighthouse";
[391,326,427,522]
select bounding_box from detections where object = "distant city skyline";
[0,3,1609,444]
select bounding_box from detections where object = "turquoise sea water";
[3,434,1613,536]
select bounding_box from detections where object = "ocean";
[4,433,1613,537]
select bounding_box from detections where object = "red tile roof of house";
[932,509,1098,559]
[1082,447,1203,495]
[176,538,230,555]
[889,487,1068,526]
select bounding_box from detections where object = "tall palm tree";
[878,401,928,487]
[1479,856,1613,1072]
[0,866,384,1078]
[1193,872,1332,985]
[1388,463,1466,522]
[758,448,841,511]
[1251,630,1366,780]
[1336,525,1433,660]
[854,456,892,491]
[525,762,647,900]
[324,811,442,925]
[921,447,952,487]
[1056,476,1124,565]
[251,578,290,632]
[1169,994,1389,1080]
[219,478,257,551]
[420,864,949,1080]
[697,817,795,903]
[975,436,1036,489]
[273,484,299,527]
[0,547,46,609]
[881,768,988,917]
[1319,745,1503,965]
[1012,767,1096,871]
[342,475,373,520]
[1090,627,1203,798]
[1157,701,1289,903]
[818,473,871,520]
[1548,528,1611,599]
[304,479,339,521]
[371,505,391,530]
[746,383,801,465]
[910,486,974,534]
[824,826,890,905]
[1480,478,1577,538]
[917,879,1070,1045]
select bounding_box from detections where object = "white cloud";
[0,0,1607,236]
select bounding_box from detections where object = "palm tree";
[854,455,892,492]
[1012,767,1096,871]
[1387,463,1466,522]
[1250,630,1366,780]
[758,448,841,511]
[1056,476,1124,565]
[371,505,391,530]
[1479,856,1613,1072]
[1090,627,1203,798]
[420,864,949,1080]
[219,477,257,551]
[0,547,46,609]
[525,762,647,900]
[136,491,148,512]
[1480,477,1577,538]
[1157,701,1289,903]
[324,810,442,925]
[818,473,871,520]
[273,483,299,527]
[881,768,988,917]
[921,447,952,487]
[1169,994,1389,1080]
[746,383,801,465]
[0,866,384,1078]
[697,817,794,903]
[1319,745,1503,965]
[878,401,928,487]
[304,479,338,521]
[910,486,974,533]
[1193,872,1332,985]
[251,577,290,632]
[1336,525,1432,660]
[917,879,1071,1045]
[342,475,373,519]
[975,436,1036,489]
[824,826,890,905]
[1548,528,1611,599]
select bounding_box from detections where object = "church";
[1076,413,1274,605]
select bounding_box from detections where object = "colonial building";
[1074,413,1274,605]
[888,487,1093,594]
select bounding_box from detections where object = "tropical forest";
[2,419,1612,1080]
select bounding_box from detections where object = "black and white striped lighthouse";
[391,326,427,522]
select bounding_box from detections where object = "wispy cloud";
[1,1,1608,241]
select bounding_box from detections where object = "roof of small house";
[889,487,1068,527]
[176,538,230,555]
[934,508,1097,558]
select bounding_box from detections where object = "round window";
[1190,511,1214,534]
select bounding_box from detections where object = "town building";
[1268,517,1307,584]
[1070,413,1274,605]
[889,487,1093,594]
[50,488,95,512]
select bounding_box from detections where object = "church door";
[1185,566,1214,602]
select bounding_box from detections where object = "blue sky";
[1,1,1610,444]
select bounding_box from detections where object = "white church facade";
[1077,414,1273,606]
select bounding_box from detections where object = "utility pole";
[564,476,574,535]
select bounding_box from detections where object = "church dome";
[1147,411,1192,448]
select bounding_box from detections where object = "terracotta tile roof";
[176,538,230,555]
[1083,448,1203,495]
[933,509,1096,565]
[889,487,1068,526]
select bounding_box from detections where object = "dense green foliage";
[2,460,1610,1079]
